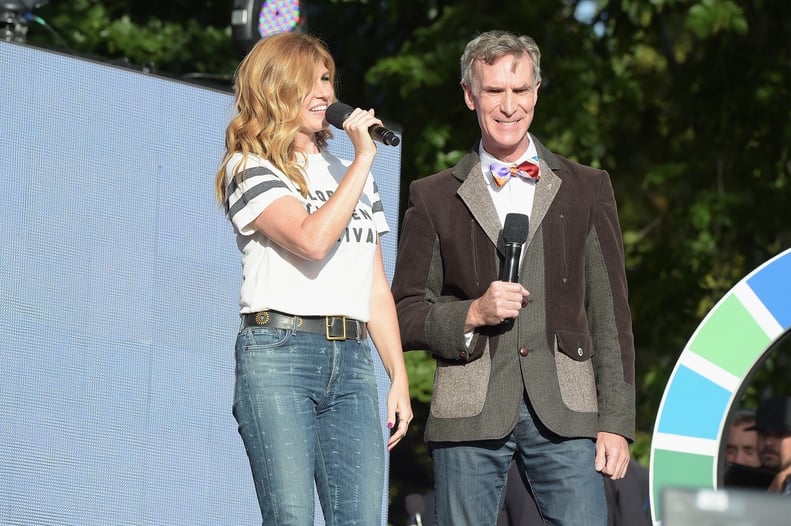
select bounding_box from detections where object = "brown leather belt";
[242,310,367,340]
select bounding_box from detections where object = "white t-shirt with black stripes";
[223,149,389,321]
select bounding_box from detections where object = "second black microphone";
[501,213,530,283]
[499,213,530,328]
[325,102,401,147]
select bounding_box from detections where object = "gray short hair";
[460,30,542,92]
[731,408,757,427]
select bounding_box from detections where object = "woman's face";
[294,62,334,151]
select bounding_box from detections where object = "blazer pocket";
[555,328,594,361]
[430,344,491,419]
[554,329,598,413]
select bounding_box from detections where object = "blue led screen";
[0,41,401,526]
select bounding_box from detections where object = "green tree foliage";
[366,0,790,444]
[25,0,238,81]
[19,0,791,522]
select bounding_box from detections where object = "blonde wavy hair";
[215,32,336,205]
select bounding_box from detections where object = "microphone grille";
[503,213,530,244]
[325,102,353,129]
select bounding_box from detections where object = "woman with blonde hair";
[215,31,412,525]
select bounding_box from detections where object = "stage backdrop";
[0,41,402,525]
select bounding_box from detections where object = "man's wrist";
[464,299,481,332]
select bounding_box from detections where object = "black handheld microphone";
[325,102,401,146]
[499,213,529,328]
[500,213,530,283]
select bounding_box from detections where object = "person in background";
[215,31,412,525]
[722,406,776,489]
[725,408,761,468]
[391,29,635,526]
[602,458,651,525]
[748,396,791,493]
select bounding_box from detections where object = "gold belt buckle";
[325,316,347,340]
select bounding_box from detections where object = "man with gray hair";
[725,408,761,467]
[392,30,635,525]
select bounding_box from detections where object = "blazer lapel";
[456,157,503,251]
[452,140,563,255]
[527,160,560,249]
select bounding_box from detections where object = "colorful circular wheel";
[649,247,791,523]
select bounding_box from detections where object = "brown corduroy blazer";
[391,137,635,443]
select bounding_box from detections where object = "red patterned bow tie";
[490,159,540,187]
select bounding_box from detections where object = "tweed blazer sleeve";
[391,161,499,362]
[575,167,636,438]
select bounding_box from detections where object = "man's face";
[757,430,791,471]
[725,422,760,467]
[462,53,539,162]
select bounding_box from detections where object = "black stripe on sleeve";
[226,166,289,221]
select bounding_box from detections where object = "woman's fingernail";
[387,422,394,429]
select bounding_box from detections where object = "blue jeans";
[431,398,606,526]
[233,324,385,526]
